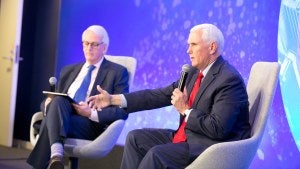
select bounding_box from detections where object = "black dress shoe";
[47,156,64,169]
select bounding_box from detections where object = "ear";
[103,44,108,54]
[209,42,217,54]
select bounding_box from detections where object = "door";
[0,0,24,147]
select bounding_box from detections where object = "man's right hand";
[88,85,112,111]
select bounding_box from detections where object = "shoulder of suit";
[63,63,83,69]
[60,63,83,75]
[103,59,127,71]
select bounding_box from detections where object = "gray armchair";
[186,62,280,169]
[30,55,137,169]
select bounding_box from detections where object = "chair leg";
[68,157,79,169]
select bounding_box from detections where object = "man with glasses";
[27,25,129,169]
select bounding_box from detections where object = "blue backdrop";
[56,0,300,168]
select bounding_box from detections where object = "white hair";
[82,25,109,49]
[190,23,224,54]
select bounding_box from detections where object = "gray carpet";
[0,145,123,169]
[0,145,31,169]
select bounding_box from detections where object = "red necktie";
[173,72,204,143]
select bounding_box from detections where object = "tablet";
[42,91,78,104]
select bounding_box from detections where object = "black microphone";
[178,64,191,92]
[49,77,57,92]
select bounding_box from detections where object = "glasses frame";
[82,41,104,48]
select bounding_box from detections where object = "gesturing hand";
[87,85,112,111]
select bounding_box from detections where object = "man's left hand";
[73,102,91,117]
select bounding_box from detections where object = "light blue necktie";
[73,65,95,102]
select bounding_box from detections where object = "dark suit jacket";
[28,58,130,169]
[123,56,251,160]
[42,58,130,124]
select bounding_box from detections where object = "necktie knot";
[197,72,204,81]
[88,65,96,73]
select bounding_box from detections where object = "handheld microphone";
[178,64,191,92]
[49,77,57,92]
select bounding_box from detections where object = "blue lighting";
[278,0,300,151]
[56,0,300,168]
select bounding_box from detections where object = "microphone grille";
[49,77,57,85]
[182,64,191,72]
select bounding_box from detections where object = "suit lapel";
[190,56,225,107]
[62,64,83,93]
[90,58,109,96]
[193,72,215,106]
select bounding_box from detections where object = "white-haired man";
[27,25,130,169]
[89,23,251,168]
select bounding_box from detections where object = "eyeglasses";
[82,41,104,47]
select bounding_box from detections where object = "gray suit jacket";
[123,56,251,160]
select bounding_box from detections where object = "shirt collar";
[201,60,216,77]
[83,57,104,69]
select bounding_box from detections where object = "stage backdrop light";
[278,0,300,152]
[56,0,300,168]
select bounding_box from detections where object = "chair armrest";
[30,111,44,146]
[64,119,125,158]
[186,137,259,169]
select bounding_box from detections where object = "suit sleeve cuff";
[120,94,127,108]
[89,109,99,122]
[184,109,192,122]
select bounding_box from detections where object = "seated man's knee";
[126,129,142,143]
[147,145,163,156]
[51,96,68,104]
